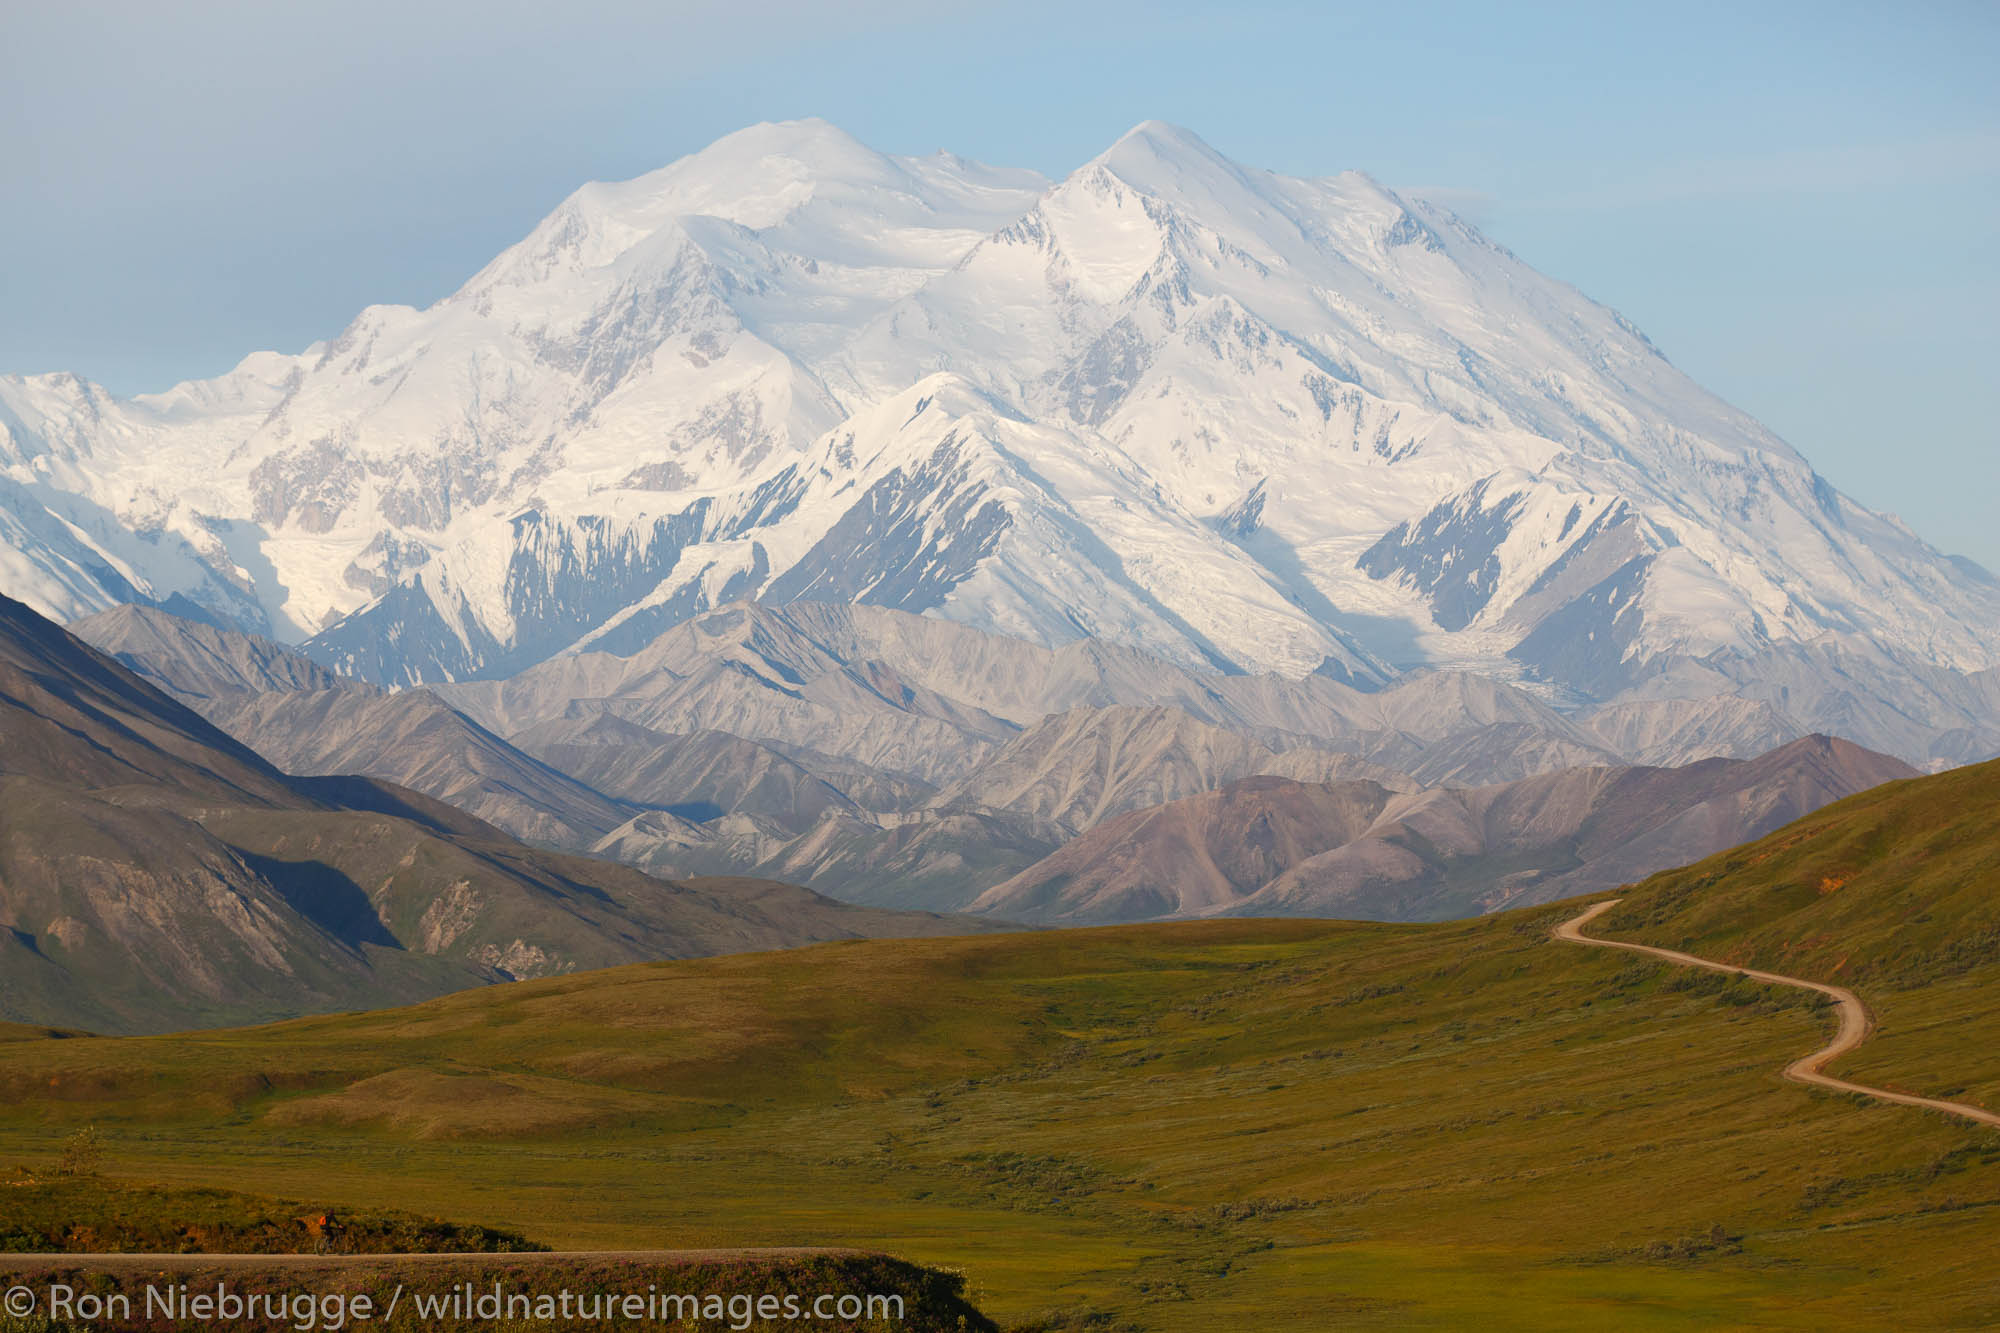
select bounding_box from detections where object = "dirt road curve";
[0,1249,868,1272]
[1555,898,2000,1130]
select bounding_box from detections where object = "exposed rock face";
[592,809,799,881]
[0,597,295,805]
[200,689,637,849]
[974,736,1918,925]
[717,809,1066,914]
[72,605,633,850]
[935,705,1417,835]
[435,603,1024,787]
[433,601,1636,793]
[1575,695,1798,768]
[513,715,858,833]
[75,602,358,701]
[971,776,1394,922]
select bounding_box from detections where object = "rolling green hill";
[1606,754,2000,1112]
[1607,757,1998,987]
[6,738,2000,1331]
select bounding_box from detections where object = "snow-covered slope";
[5,120,1996,753]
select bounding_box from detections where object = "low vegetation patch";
[1633,1223,1745,1264]
[0,1175,543,1255]
[1661,968,1834,1016]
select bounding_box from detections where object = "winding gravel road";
[1556,898,2000,1130]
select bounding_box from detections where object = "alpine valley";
[6,112,2000,1332]
[2,120,1996,774]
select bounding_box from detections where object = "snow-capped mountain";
[3,119,1996,750]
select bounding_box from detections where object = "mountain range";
[0,595,984,1033]
[5,120,1997,770]
[974,736,1917,924]
[71,601,1922,921]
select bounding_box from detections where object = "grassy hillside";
[1607,754,2000,1111]
[1608,758,1998,985]
[3,885,1997,1329]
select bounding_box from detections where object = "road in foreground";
[1555,898,2000,1129]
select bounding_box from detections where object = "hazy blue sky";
[6,1,1997,566]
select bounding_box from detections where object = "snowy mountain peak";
[1096,120,1234,174]
[3,120,1996,764]
[1065,120,1300,268]
[580,117,904,230]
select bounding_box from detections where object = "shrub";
[52,1128,103,1178]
